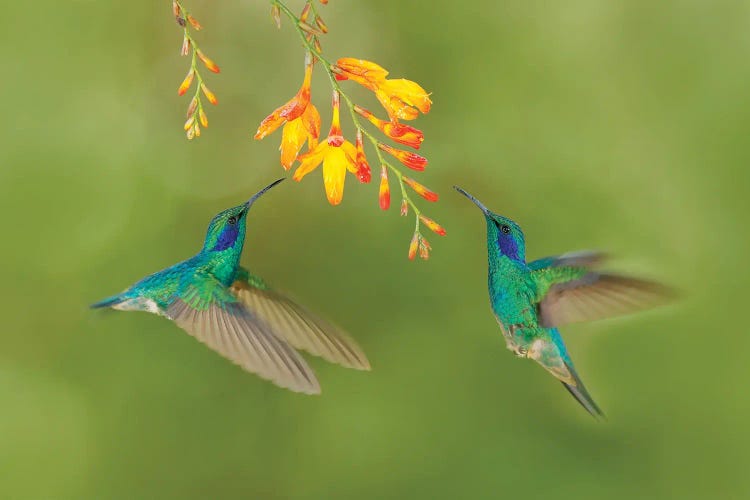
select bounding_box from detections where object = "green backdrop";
[2,1,749,498]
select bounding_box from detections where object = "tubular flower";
[403,176,438,202]
[419,214,447,236]
[255,59,313,140]
[280,103,321,170]
[335,58,431,121]
[293,92,358,205]
[378,143,428,171]
[334,58,389,89]
[355,106,424,149]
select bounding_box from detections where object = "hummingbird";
[454,186,672,418]
[91,178,370,394]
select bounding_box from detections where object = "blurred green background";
[2,0,749,498]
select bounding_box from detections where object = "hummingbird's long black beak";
[453,185,490,215]
[244,178,285,209]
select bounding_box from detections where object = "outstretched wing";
[230,268,370,370]
[531,252,673,328]
[528,250,606,271]
[165,279,320,395]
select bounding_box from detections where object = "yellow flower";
[335,58,431,121]
[280,103,321,170]
[255,60,313,140]
[293,92,358,205]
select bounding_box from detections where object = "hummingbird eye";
[501,224,511,234]
[227,216,237,225]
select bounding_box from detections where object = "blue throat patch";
[498,233,520,261]
[213,225,239,251]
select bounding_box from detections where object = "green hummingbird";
[92,179,370,394]
[454,186,672,418]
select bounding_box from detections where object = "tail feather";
[561,360,605,419]
[90,294,125,309]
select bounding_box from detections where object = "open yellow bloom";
[335,58,432,121]
[279,103,321,170]
[292,93,357,205]
[255,61,313,140]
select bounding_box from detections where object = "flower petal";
[280,118,308,170]
[293,142,327,180]
[379,78,431,114]
[322,147,349,205]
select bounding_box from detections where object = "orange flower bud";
[379,165,390,210]
[419,214,446,236]
[355,130,371,183]
[320,0,328,4]
[177,68,194,96]
[378,143,427,171]
[408,233,419,260]
[194,123,201,137]
[271,5,281,28]
[199,108,208,128]
[201,83,218,105]
[197,49,220,73]
[187,14,202,30]
[315,15,328,33]
[313,36,323,53]
[172,1,181,18]
[355,106,423,149]
[403,177,438,202]
[300,2,311,22]
[186,126,196,140]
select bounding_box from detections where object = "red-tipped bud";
[408,233,419,260]
[313,37,323,54]
[201,83,218,105]
[403,176,438,202]
[419,214,446,236]
[300,2,312,21]
[198,108,208,128]
[378,143,427,171]
[172,1,181,18]
[379,165,390,210]
[197,49,220,73]
[355,130,371,183]
[319,0,328,5]
[178,68,194,96]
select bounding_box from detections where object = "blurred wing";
[537,272,673,328]
[166,283,320,395]
[230,274,370,370]
[528,250,606,271]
